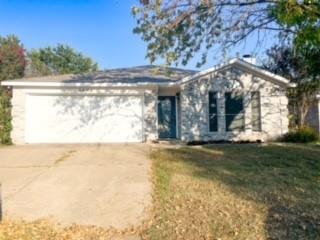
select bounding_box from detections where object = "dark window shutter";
[209,92,218,132]
[225,92,244,131]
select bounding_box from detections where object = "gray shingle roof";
[7,65,197,84]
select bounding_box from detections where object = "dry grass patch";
[0,219,140,240]
[142,144,320,240]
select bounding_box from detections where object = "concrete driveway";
[0,144,151,228]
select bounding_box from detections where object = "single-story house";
[1,58,294,144]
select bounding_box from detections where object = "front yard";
[142,144,320,240]
[0,144,319,240]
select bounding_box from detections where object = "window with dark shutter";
[225,92,245,131]
[251,91,262,131]
[208,92,218,132]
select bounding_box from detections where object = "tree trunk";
[297,93,311,127]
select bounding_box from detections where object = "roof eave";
[179,58,293,87]
[1,81,179,88]
[233,60,292,87]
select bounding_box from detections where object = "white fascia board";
[179,58,293,87]
[1,81,178,88]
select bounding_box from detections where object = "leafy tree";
[0,35,26,81]
[0,35,26,144]
[264,45,320,127]
[27,44,98,76]
[133,0,320,67]
[274,0,320,49]
[274,0,320,78]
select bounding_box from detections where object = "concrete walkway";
[0,144,151,229]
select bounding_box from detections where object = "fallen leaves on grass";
[142,145,320,240]
[0,219,140,240]
[142,149,268,240]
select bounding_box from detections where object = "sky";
[0,0,276,70]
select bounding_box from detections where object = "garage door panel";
[25,95,143,143]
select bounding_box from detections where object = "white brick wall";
[180,66,289,142]
[144,88,158,141]
[11,88,26,144]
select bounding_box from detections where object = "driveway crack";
[3,150,76,201]
[3,168,50,201]
[54,150,76,165]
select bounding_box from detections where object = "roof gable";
[179,58,294,88]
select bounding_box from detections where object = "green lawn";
[142,144,320,240]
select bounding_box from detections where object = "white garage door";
[25,94,144,143]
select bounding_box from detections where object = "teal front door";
[158,96,176,139]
